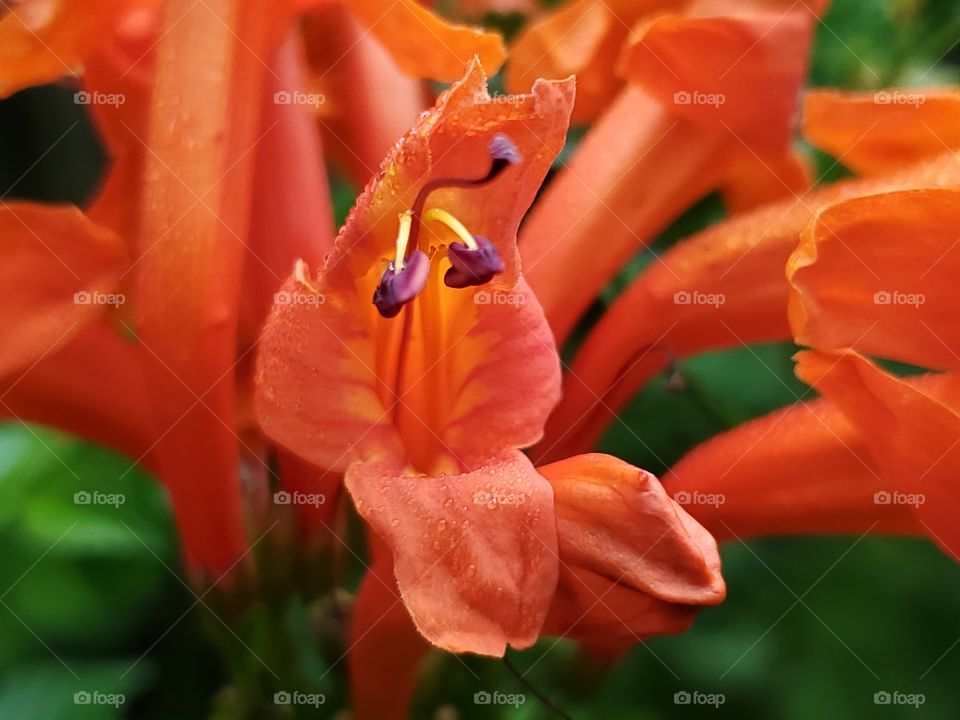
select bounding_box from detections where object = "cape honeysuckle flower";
[536,145,960,462]
[0,0,156,97]
[662,187,960,554]
[300,0,508,186]
[518,0,824,348]
[254,64,725,716]
[803,88,960,176]
[0,1,346,575]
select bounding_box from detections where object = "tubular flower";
[301,0,509,186]
[0,1,343,576]
[803,88,960,176]
[254,64,725,682]
[664,187,960,555]
[536,148,960,462]
[518,0,823,348]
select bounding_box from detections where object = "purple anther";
[444,236,505,288]
[373,250,430,318]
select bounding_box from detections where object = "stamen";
[408,133,522,252]
[423,208,478,250]
[393,211,413,271]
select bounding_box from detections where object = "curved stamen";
[408,133,521,252]
[373,210,428,318]
[424,208,504,288]
[424,208,478,250]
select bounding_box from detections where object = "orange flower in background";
[518,0,822,351]
[0,0,513,578]
[538,94,960,462]
[255,65,724,716]
[661,187,960,555]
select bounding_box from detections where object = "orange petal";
[666,395,921,542]
[795,351,960,560]
[803,88,960,176]
[789,188,960,370]
[240,29,335,350]
[538,150,960,460]
[619,8,815,154]
[506,0,625,124]
[0,320,156,466]
[0,201,127,379]
[256,272,560,473]
[538,453,724,645]
[345,450,559,655]
[136,0,282,575]
[719,147,812,213]
[349,560,430,720]
[322,60,574,285]
[520,86,729,346]
[302,4,427,187]
[348,0,506,82]
[0,0,155,98]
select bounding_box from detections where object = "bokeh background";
[1,0,960,717]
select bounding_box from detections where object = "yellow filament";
[423,208,478,250]
[394,211,413,271]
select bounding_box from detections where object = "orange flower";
[0,1,341,575]
[537,149,960,462]
[517,0,822,348]
[664,186,960,555]
[254,65,724,715]
[256,64,576,655]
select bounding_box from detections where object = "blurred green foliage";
[1,0,959,718]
